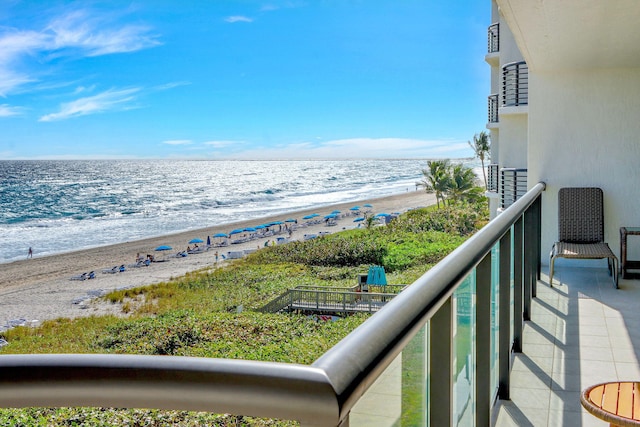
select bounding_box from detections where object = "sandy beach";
[0,190,434,331]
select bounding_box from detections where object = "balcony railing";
[0,183,545,426]
[487,163,499,192]
[502,61,528,107]
[501,168,528,209]
[487,23,499,53]
[488,94,499,123]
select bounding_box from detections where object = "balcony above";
[485,23,500,66]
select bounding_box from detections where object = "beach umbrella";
[285,218,297,223]
[363,203,373,208]
[353,217,365,222]
[302,214,315,220]
[255,225,266,229]
[331,210,341,214]
[324,213,337,219]
[213,232,229,238]
[375,213,390,217]
[206,236,211,246]
[155,245,172,251]
[189,238,204,244]
[271,221,284,225]
[244,227,257,232]
[229,229,244,235]
[350,206,360,211]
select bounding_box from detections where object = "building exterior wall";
[528,68,640,263]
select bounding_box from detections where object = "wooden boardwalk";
[259,285,405,315]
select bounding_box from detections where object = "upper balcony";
[488,94,499,126]
[485,23,500,66]
[501,61,529,115]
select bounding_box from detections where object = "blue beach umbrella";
[363,204,373,208]
[255,225,266,229]
[353,217,365,222]
[155,245,172,251]
[189,238,204,244]
[244,227,257,233]
[350,206,360,211]
[375,213,390,218]
[213,233,229,238]
[331,210,341,214]
[229,229,244,235]
[324,213,337,219]
[285,218,297,223]
[302,214,315,220]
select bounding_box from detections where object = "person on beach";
[215,251,219,262]
[27,247,33,259]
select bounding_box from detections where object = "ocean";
[0,159,475,264]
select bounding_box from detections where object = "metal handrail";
[502,61,528,106]
[0,183,546,426]
[488,93,499,123]
[487,23,499,53]
[487,163,499,192]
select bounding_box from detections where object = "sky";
[0,1,489,160]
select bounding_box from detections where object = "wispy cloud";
[154,81,191,91]
[203,140,240,148]
[163,140,193,145]
[46,10,161,56]
[39,87,141,121]
[225,16,254,23]
[0,104,23,117]
[211,138,473,160]
[0,8,160,96]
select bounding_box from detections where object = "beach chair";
[70,272,88,280]
[549,187,618,288]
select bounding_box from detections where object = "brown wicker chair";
[549,187,618,288]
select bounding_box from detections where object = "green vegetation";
[0,198,488,426]
[417,160,484,208]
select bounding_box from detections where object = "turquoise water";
[1,159,472,263]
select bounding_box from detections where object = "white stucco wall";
[496,113,527,169]
[527,69,640,265]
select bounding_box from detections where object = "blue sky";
[0,1,488,160]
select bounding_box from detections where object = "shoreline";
[0,190,435,330]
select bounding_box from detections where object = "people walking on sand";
[27,247,33,259]
[215,251,219,262]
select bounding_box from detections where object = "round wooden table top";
[581,382,640,426]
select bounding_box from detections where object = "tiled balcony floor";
[492,265,640,426]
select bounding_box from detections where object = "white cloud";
[154,81,191,91]
[163,140,193,145]
[38,87,141,121]
[0,8,160,96]
[0,104,23,117]
[225,16,254,23]
[46,10,161,56]
[202,140,241,148]
[209,137,474,160]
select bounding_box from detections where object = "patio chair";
[549,187,618,288]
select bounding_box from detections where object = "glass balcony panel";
[490,244,500,397]
[350,323,429,427]
[453,272,475,426]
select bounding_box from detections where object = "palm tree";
[417,160,452,208]
[468,131,491,190]
[448,163,483,204]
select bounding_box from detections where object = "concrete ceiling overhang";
[496,0,640,71]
